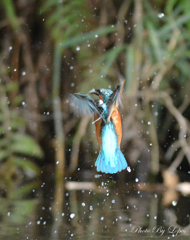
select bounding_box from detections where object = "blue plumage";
[95,121,127,174]
[70,80,128,174]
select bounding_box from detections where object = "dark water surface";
[0,176,190,240]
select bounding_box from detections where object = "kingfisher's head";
[89,88,113,104]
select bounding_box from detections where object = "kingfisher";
[70,80,128,174]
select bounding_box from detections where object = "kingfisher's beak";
[89,88,100,96]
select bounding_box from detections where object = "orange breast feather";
[94,113,102,147]
[111,108,122,148]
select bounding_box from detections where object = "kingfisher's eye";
[99,99,103,105]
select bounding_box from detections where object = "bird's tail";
[95,148,127,174]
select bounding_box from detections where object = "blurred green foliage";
[0,197,39,235]
[0,82,43,198]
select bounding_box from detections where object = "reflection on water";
[0,175,190,240]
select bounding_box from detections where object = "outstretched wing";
[107,80,125,122]
[70,93,101,116]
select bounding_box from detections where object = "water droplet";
[37,221,40,225]
[81,202,85,207]
[111,199,115,203]
[76,46,80,51]
[100,216,104,220]
[172,200,177,206]
[135,178,139,182]
[157,13,164,18]
[70,213,75,219]
[147,121,151,125]
[7,212,10,216]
